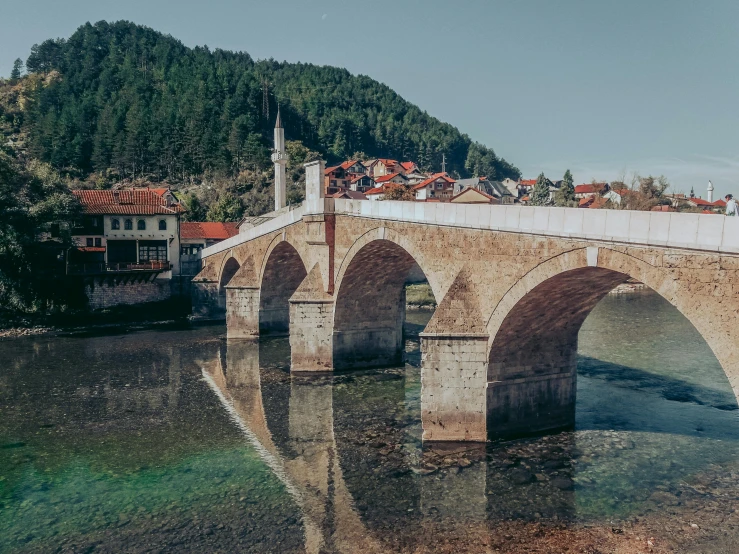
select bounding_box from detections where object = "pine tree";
[530,172,551,206]
[555,169,575,206]
[10,58,23,80]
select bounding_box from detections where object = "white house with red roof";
[180,222,239,256]
[70,187,184,276]
[374,172,408,186]
[413,173,456,201]
[574,182,609,199]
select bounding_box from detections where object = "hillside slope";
[14,21,519,184]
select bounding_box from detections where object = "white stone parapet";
[201,199,739,258]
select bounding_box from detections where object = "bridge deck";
[202,199,739,259]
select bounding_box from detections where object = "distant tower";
[707,180,714,203]
[271,108,288,210]
[441,153,447,174]
[690,186,695,199]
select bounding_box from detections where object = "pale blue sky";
[2,0,738,197]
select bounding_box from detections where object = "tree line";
[16,20,520,186]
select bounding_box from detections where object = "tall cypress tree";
[530,172,551,206]
[555,169,575,206]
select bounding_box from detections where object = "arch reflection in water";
[202,339,582,551]
[201,340,384,554]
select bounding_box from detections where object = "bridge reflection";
[201,339,580,551]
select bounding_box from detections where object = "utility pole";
[441,153,446,175]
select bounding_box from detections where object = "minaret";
[707,180,714,203]
[271,108,288,210]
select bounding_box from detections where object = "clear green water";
[1,291,738,552]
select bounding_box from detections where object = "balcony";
[67,261,172,275]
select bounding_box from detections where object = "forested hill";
[13,20,519,183]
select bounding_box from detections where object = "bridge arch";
[485,246,737,439]
[332,228,437,370]
[258,236,308,334]
[218,255,241,309]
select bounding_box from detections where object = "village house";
[329,190,369,200]
[69,188,184,277]
[454,177,515,204]
[348,174,375,192]
[413,173,456,201]
[374,172,409,187]
[365,186,386,201]
[501,177,519,198]
[324,160,367,194]
[450,187,499,204]
[574,182,609,199]
[180,222,239,256]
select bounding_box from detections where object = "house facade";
[70,189,183,277]
[413,173,456,201]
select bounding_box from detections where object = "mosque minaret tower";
[707,180,714,203]
[271,108,288,211]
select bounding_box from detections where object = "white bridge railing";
[201,198,739,258]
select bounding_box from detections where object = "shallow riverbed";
[1,291,738,553]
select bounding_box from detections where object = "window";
[139,241,167,262]
[91,217,100,227]
[124,219,133,230]
[94,238,102,247]
[111,219,120,230]
[86,238,93,247]
[158,220,167,231]
[137,219,146,230]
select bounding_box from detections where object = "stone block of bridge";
[191,280,223,320]
[421,333,489,442]
[332,286,407,370]
[421,269,489,442]
[225,286,260,339]
[289,265,335,372]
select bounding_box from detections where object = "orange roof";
[149,188,170,197]
[72,189,183,215]
[575,183,608,194]
[689,197,725,207]
[340,160,360,170]
[521,195,530,202]
[412,173,456,191]
[350,174,373,183]
[519,179,537,187]
[180,222,239,240]
[400,161,417,172]
[324,165,341,175]
[365,186,385,195]
[375,172,405,183]
[377,158,399,166]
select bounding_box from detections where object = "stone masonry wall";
[86,279,171,310]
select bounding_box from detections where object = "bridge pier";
[420,333,489,442]
[225,285,260,339]
[333,287,406,370]
[289,265,335,372]
[191,280,224,320]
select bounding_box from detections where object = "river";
[1,290,738,553]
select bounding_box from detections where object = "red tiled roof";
[377,158,399,166]
[324,165,341,175]
[72,189,183,214]
[375,172,405,183]
[149,188,170,197]
[180,222,239,240]
[399,161,417,172]
[689,197,725,207]
[575,183,608,194]
[339,160,361,170]
[519,179,537,187]
[350,174,373,184]
[365,186,385,195]
[412,173,456,191]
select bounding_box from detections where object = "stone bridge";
[193,161,739,442]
